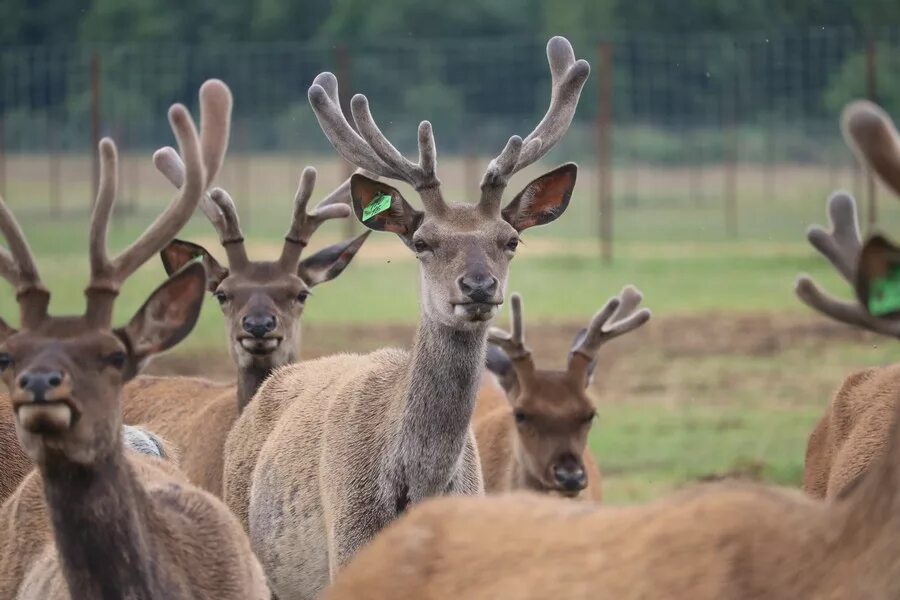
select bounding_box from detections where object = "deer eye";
[505,237,520,252]
[0,353,13,371]
[104,351,127,370]
[296,291,310,304]
[413,239,431,254]
[214,291,229,305]
[513,410,527,424]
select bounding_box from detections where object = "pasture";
[4,153,899,503]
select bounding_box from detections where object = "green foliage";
[824,46,900,116]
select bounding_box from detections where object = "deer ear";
[160,240,228,292]
[485,343,519,397]
[116,262,206,380]
[502,163,577,232]
[856,234,900,317]
[0,317,16,343]
[350,174,423,245]
[298,231,370,288]
[567,328,598,387]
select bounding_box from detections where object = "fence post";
[49,113,61,216]
[597,42,614,265]
[723,40,739,239]
[865,32,878,230]
[336,43,356,238]
[0,117,5,198]
[90,52,101,204]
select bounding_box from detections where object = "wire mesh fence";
[1,27,899,248]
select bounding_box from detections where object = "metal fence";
[1,27,899,251]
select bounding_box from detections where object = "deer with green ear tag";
[223,35,590,600]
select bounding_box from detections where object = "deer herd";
[0,36,898,600]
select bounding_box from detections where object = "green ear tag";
[868,265,900,316]
[362,194,392,222]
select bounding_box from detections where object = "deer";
[0,80,269,599]
[221,36,590,600]
[796,99,900,500]
[119,148,370,498]
[323,397,900,600]
[475,286,650,500]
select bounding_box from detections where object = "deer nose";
[242,314,277,338]
[458,273,498,303]
[552,461,587,492]
[18,370,64,403]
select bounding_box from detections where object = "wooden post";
[49,113,61,216]
[0,117,6,198]
[235,120,251,229]
[90,52,101,204]
[336,43,356,238]
[597,42,614,264]
[723,41,738,238]
[865,33,878,230]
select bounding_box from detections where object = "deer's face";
[211,265,308,368]
[0,324,126,464]
[510,372,596,496]
[161,233,368,369]
[0,265,205,466]
[412,206,519,329]
[350,165,576,331]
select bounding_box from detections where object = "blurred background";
[2,0,900,502]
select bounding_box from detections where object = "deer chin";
[16,402,75,434]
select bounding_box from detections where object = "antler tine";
[480,36,590,214]
[308,73,395,176]
[795,275,900,337]
[88,138,119,281]
[309,73,444,213]
[571,285,651,362]
[806,192,861,283]
[842,100,900,197]
[207,188,249,268]
[86,80,232,325]
[279,167,353,270]
[487,293,533,365]
[108,80,231,278]
[0,193,48,327]
[153,145,248,267]
[606,285,652,338]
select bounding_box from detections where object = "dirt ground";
[148,311,881,408]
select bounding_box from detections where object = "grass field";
[3,154,900,504]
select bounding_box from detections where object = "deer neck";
[237,362,275,411]
[393,315,487,503]
[236,345,296,411]
[41,440,170,598]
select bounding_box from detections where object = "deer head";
[154,153,369,371]
[486,287,650,495]
[0,80,231,466]
[796,101,900,336]
[309,36,589,330]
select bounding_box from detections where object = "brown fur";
[121,375,237,496]
[473,373,602,500]
[325,420,900,599]
[0,395,31,504]
[804,364,900,499]
[0,451,268,599]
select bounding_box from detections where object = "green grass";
[4,156,900,505]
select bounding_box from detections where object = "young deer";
[798,100,900,499]
[222,36,590,599]
[120,152,369,497]
[476,286,650,500]
[0,81,268,599]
